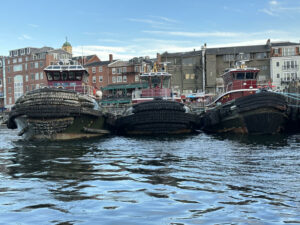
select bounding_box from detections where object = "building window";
[117,68,122,74]
[190,74,195,79]
[274,48,279,54]
[13,64,23,72]
[25,57,28,61]
[14,75,24,101]
[277,73,280,78]
[135,75,139,82]
[40,72,43,80]
[25,75,28,82]
[31,84,35,90]
[123,67,127,73]
[35,62,38,68]
[185,74,190,79]
[35,73,39,80]
[112,68,116,74]
[255,52,267,59]
[276,62,280,67]
[7,59,10,64]
[123,76,127,82]
[9,97,12,105]
[92,76,96,83]
[36,84,40,89]
[99,76,103,82]
[39,61,44,68]
[18,57,22,63]
[134,66,140,72]
[112,76,116,83]
[92,67,96,73]
[8,87,12,94]
[283,48,295,56]
[0,79,2,86]
[13,58,17,63]
[8,77,12,84]
[30,62,34,68]
[223,54,235,62]
[117,76,122,82]
[31,74,34,80]
[25,63,28,70]
[99,66,103,72]
[25,85,29,92]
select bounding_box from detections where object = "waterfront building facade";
[205,42,271,94]
[4,47,71,109]
[160,50,203,96]
[84,54,114,89]
[101,56,153,104]
[73,55,100,66]
[270,42,300,91]
[0,57,4,111]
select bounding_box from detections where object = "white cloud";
[143,30,244,38]
[150,16,178,23]
[28,24,39,28]
[260,0,300,16]
[127,18,164,25]
[18,34,33,40]
[269,0,278,5]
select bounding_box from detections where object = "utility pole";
[201,44,206,94]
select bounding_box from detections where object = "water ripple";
[0,128,299,224]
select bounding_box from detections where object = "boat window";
[53,72,61,81]
[62,72,68,80]
[53,66,60,69]
[75,72,82,81]
[246,72,254,79]
[47,72,53,81]
[68,71,75,80]
[162,76,171,88]
[70,66,77,69]
[236,72,245,80]
[152,76,160,88]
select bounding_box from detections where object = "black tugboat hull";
[7,88,109,140]
[115,100,197,135]
[199,92,288,134]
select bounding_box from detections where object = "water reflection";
[0,129,299,224]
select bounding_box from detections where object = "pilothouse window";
[236,72,245,80]
[69,72,75,80]
[53,72,60,81]
[47,73,53,81]
[246,72,254,79]
[62,72,68,80]
[75,72,82,81]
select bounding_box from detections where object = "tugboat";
[7,60,110,140]
[199,61,288,134]
[115,62,197,135]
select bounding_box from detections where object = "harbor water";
[0,127,300,225]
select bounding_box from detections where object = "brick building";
[3,47,71,109]
[84,54,114,89]
[101,56,153,104]
[73,55,100,66]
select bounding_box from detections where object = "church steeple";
[62,37,72,54]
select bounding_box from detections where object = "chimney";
[109,54,113,62]
[157,53,161,63]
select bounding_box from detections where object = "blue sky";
[0,0,300,60]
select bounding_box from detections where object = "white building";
[270,42,300,91]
